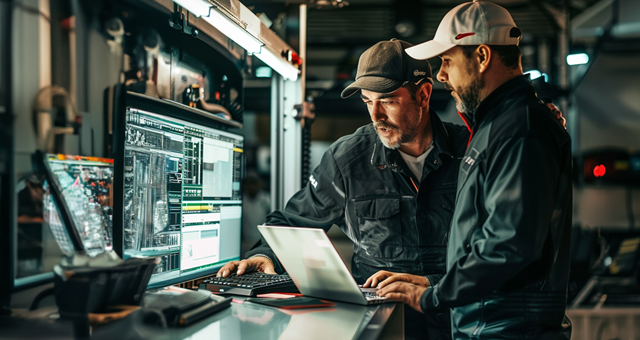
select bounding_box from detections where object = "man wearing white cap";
[377,1,573,339]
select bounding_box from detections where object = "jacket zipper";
[391,166,418,197]
[410,177,419,193]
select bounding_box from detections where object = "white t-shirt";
[398,144,434,181]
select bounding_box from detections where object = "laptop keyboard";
[199,272,299,297]
[363,291,387,301]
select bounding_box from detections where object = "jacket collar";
[470,75,535,128]
[370,109,453,168]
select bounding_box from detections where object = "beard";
[444,67,484,115]
[373,114,420,150]
[456,76,484,114]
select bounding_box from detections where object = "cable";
[29,287,55,311]
[301,125,311,188]
[32,86,81,152]
[11,2,50,22]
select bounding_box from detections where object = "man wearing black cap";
[218,39,470,340]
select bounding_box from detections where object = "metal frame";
[270,74,285,211]
[270,75,303,211]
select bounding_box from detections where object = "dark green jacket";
[420,76,573,339]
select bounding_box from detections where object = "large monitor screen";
[118,96,243,287]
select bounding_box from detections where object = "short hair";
[401,79,430,101]
[460,45,522,69]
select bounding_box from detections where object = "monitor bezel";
[112,91,244,289]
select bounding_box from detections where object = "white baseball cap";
[405,0,522,60]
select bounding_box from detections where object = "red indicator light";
[593,164,606,177]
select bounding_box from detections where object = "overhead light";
[172,0,299,81]
[172,0,211,17]
[202,9,263,54]
[567,53,589,66]
[255,48,299,81]
[256,66,273,78]
[173,0,263,54]
[524,70,542,80]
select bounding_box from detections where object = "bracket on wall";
[293,101,315,129]
[169,4,199,38]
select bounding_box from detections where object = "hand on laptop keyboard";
[376,281,427,312]
[363,270,430,289]
[217,256,276,277]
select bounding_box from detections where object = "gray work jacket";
[247,110,469,286]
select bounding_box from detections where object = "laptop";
[257,225,391,305]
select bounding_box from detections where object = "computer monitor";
[10,152,114,291]
[113,92,244,288]
[40,153,114,257]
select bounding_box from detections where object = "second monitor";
[113,92,244,288]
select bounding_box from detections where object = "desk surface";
[1,297,400,340]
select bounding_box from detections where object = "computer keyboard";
[363,291,387,302]
[199,272,299,296]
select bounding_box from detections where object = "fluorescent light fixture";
[256,66,273,78]
[255,48,299,81]
[202,8,263,54]
[173,0,211,17]
[567,53,589,66]
[524,70,542,80]
[172,0,298,81]
[172,0,263,54]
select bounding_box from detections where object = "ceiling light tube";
[172,0,211,17]
[255,48,300,81]
[567,53,589,66]
[203,8,264,54]
[173,0,298,81]
[173,0,264,54]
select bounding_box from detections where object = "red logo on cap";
[455,33,476,40]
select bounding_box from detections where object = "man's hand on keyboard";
[216,256,276,277]
[363,270,430,289]
[377,281,426,313]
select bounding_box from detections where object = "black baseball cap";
[341,39,433,99]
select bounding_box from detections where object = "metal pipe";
[270,74,285,211]
[299,4,307,100]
